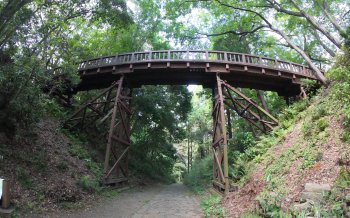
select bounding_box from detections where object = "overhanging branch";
[198,25,268,38]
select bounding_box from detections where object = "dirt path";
[54,183,202,218]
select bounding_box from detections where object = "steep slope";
[0,119,99,214]
[223,84,350,217]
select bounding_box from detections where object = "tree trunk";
[226,109,233,139]
[290,0,342,49]
[256,90,269,113]
[312,30,336,57]
[317,0,345,35]
[214,0,328,83]
[271,26,328,84]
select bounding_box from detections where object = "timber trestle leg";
[212,74,278,195]
[212,75,230,195]
[103,76,132,185]
[64,76,132,186]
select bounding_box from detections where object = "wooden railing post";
[1,179,10,209]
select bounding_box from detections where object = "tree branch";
[312,30,336,57]
[289,0,342,49]
[198,25,267,37]
[265,0,303,17]
[215,0,327,84]
[315,0,345,34]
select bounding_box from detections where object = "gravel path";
[62,183,202,218]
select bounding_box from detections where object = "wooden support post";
[104,76,124,175]
[187,137,190,174]
[1,180,10,209]
[216,74,229,196]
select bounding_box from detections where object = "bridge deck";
[77,50,321,96]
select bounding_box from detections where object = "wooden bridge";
[76,50,320,97]
[64,50,322,195]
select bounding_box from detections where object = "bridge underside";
[77,61,311,97]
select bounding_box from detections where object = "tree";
[0,0,132,135]
[130,85,191,181]
[164,0,350,83]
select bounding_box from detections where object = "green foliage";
[316,118,328,132]
[311,104,328,121]
[301,79,318,92]
[335,167,350,188]
[172,162,187,182]
[256,191,291,218]
[78,175,101,192]
[0,0,133,139]
[130,85,191,182]
[200,194,225,218]
[101,188,121,198]
[42,98,68,119]
[298,146,323,171]
[0,57,46,136]
[63,130,103,188]
[184,155,213,192]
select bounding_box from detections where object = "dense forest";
[0,0,350,217]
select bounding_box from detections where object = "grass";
[200,193,225,218]
[78,175,101,192]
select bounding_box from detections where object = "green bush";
[184,155,213,192]
[317,118,328,132]
[78,175,100,192]
[335,167,350,188]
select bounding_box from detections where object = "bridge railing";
[78,50,316,78]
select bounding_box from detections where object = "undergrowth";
[184,155,213,193]
[62,129,103,193]
[241,48,350,216]
[200,193,226,218]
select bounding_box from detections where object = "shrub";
[78,175,100,192]
[317,118,328,132]
[184,155,213,192]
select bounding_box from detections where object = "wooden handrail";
[77,50,319,79]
